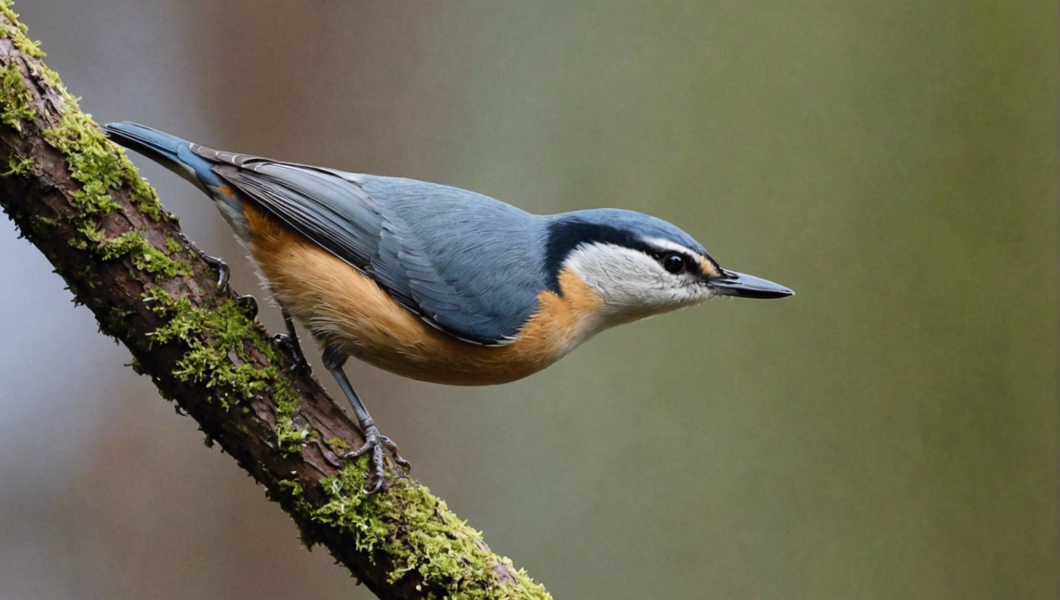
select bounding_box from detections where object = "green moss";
[313,465,551,599]
[41,97,123,217]
[273,418,309,449]
[143,289,304,447]
[175,351,268,408]
[96,230,190,279]
[271,375,310,453]
[2,154,32,176]
[0,1,166,290]
[0,14,165,224]
[36,96,164,222]
[143,287,187,313]
[0,1,44,60]
[0,62,33,131]
[119,153,164,220]
[325,437,348,450]
[128,356,146,376]
[28,213,54,237]
[99,306,134,339]
[277,478,305,498]
[147,290,265,409]
[165,235,181,254]
[0,3,62,128]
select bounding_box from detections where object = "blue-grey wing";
[199,150,545,344]
[359,175,547,344]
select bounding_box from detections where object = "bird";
[103,122,793,493]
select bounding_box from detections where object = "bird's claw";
[343,425,410,494]
[273,333,310,374]
[381,435,412,472]
[236,295,258,319]
[200,253,230,290]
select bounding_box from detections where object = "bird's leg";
[322,346,410,494]
[272,307,310,374]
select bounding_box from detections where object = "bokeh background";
[0,1,1056,599]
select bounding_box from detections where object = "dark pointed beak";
[707,269,793,299]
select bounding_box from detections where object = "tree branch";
[0,4,549,599]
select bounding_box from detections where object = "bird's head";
[544,209,792,330]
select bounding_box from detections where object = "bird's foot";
[273,333,310,374]
[236,295,258,319]
[169,232,229,290]
[200,253,230,290]
[343,424,411,495]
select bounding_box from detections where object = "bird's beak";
[707,269,793,299]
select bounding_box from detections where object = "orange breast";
[241,203,602,386]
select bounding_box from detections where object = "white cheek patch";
[563,243,715,325]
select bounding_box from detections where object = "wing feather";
[196,151,544,344]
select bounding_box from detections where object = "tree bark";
[0,4,549,599]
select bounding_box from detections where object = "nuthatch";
[104,122,793,492]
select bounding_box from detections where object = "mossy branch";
[0,4,549,599]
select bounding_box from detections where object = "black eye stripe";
[642,248,700,275]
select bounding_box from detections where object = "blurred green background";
[0,1,1055,599]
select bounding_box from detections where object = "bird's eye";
[661,253,686,274]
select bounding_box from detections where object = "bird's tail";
[103,122,218,190]
[104,122,188,165]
